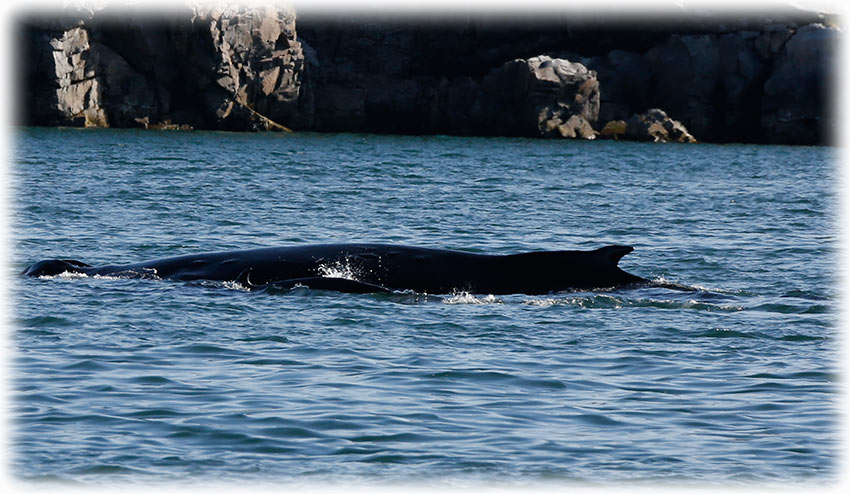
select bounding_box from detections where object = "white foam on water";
[221,280,252,292]
[92,274,133,281]
[442,292,501,305]
[523,298,561,307]
[38,271,89,280]
[651,275,730,294]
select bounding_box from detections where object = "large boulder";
[471,55,599,138]
[623,108,697,143]
[761,23,838,145]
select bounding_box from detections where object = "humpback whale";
[22,243,648,295]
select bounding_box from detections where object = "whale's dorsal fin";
[594,245,634,265]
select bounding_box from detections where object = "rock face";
[18,5,838,144]
[761,23,837,144]
[20,4,312,131]
[48,27,108,127]
[193,4,311,131]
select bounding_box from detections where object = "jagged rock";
[42,24,170,128]
[761,23,838,145]
[473,55,599,138]
[47,27,104,126]
[624,108,697,143]
[552,114,597,139]
[192,4,309,130]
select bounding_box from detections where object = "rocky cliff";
[18,4,839,144]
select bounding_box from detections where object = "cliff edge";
[17,4,839,144]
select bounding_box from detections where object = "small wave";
[650,275,690,288]
[349,432,430,443]
[127,375,180,386]
[126,409,185,419]
[524,298,562,307]
[649,276,743,295]
[61,359,113,371]
[66,464,153,476]
[525,295,623,308]
[752,302,830,314]
[524,294,744,311]
[645,299,745,312]
[257,426,327,439]
[237,358,303,366]
[18,315,75,327]
[237,335,291,343]
[221,280,252,292]
[697,328,760,339]
[442,292,502,305]
[568,413,629,427]
[174,343,236,355]
[777,334,827,342]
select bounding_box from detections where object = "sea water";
[8,128,840,487]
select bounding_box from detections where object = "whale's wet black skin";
[22,243,648,294]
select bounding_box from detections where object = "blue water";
[9,128,840,487]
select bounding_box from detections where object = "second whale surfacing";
[22,243,648,295]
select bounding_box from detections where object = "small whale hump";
[22,259,91,277]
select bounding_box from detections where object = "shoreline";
[17,125,834,148]
[18,4,839,146]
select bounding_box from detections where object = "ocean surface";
[8,128,840,488]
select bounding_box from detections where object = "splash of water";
[442,292,501,305]
[317,260,360,281]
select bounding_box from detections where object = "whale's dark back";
[21,243,646,294]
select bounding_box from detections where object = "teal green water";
[11,128,839,486]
